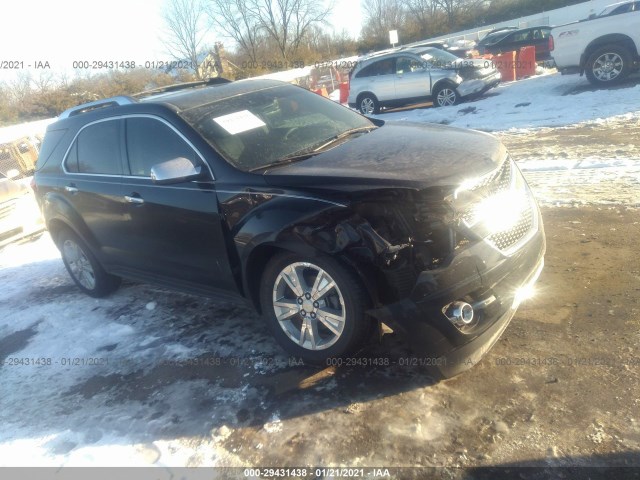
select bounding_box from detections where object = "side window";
[376,59,395,75]
[125,117,199,177]
[356,62,379,78]
[396,57,423,74]
[70,120,122,175]
[65,141,79,173]
[355,59,395,78]
[511,31,532,42]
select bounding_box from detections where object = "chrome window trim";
[60,114,215,180]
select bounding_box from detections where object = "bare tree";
[433,0,484,28]
[360,0,406,48]
[403,0,439,38]
[261,0,333,60]
[208,0,333,61]
[209,0,262,63]
[162,0,210,79]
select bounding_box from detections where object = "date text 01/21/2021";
[243,468,392,478]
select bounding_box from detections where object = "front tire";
[259,253,371,364]
[433,84,460,107]
[57,228,121,298]
[585,44,632,86]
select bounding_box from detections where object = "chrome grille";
[486,198,534,252]
[459,158,537,255]
[0,199,17,221]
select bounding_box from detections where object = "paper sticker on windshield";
[213,110,266,135]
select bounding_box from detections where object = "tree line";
[1,0,587,125]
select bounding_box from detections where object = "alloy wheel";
[62,239,96,290]
[272,262,346,350]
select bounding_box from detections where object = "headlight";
[464,189,530,232]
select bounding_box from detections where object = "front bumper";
[368,209,545,378]
[457,71,501,97]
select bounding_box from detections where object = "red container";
[491,51,517,82]
[339,82,349,104]
[516,46,536,79]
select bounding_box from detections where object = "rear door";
[117,115,238,293]
[394,55,431,99]
[353,58,397,101]
[62,118,126,265]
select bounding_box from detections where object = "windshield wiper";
[249,126,377,173]
[310,126,377,153]
[249,152,315,172]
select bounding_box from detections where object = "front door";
[117,115,238,293]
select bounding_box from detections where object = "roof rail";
[132,77,232,99]
[59,96,137,119]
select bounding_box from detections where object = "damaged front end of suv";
[225,122,545,378]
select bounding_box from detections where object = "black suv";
[34,79,545,377]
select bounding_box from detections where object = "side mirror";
[150,157,203,185]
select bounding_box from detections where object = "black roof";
[55,78,290,122]
[139,79,287,112]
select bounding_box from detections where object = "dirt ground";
[1,121,639,478]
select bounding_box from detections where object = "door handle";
[65,185,79,194]
[124,195,144,205]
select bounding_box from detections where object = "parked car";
[34,79,545,377]
[551,1,640,85]
[409,40,476,58]
[0,170,44,248]
[594,0,640,17]
[476,26,553,61]
[348,47,501,113]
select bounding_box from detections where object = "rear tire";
[57,228,121,298]
[259,253,371,365]
[357,93,380,115]
[585,44,632,86]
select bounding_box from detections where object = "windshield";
[179,84,373,172]
[418,47,461,65]
[598,1,634,16]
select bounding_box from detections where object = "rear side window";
[36,129,66,170]
[125,117,198,177]
[356,58,396,78]
[66,120,122,175]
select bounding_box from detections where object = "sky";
[0,0,363,83]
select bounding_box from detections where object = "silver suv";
[348,47,501,114]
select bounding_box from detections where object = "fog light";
[444,301,474,328]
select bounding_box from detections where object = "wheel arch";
[431,78,459,96]
[43,194,99,254]
[580,34,638,72]
[233,199,384,313]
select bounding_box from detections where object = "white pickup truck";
[550,1,640,85]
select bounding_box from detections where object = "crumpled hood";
[263,121,507,192]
